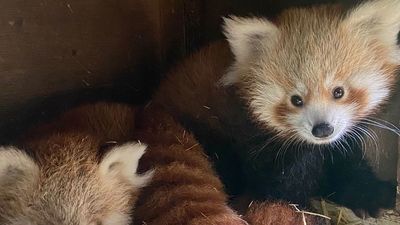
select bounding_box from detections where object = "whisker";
[354,125,382,164]
[365,117,400,130]
[248,133,283,161]
[360,118,400,136]
[346,128,367,159]
[276,133,298,168]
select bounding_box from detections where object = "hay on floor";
[310,199,400,225]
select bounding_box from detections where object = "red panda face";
[253,39,397,145]
[242,66,395,145]
[222,2,400,145]
[267,79,384,144]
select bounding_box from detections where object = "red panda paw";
[244,201,328,225]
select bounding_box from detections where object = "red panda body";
[0,104,152,225]
[155,1,400,217]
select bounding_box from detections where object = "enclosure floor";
[311,199,400,225]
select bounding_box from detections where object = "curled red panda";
[0,103,153,225]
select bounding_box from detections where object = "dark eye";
[333,87,345,99]
[291,95,304,107]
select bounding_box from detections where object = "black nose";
[312,123,334,138]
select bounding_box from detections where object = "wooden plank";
[183,0,204,52]
[158,0,185,68]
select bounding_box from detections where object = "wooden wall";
[0,0,190,141]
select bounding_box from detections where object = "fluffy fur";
[130,103,248,225]
[155,0,400,218]
[244,201,326,225]
[0,104,151,225]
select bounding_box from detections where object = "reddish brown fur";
[245,202,326,225]
[154,41,241,137]
[23,103,137,144]
[342,88,368,108]
[273,102,295,127]
[131,103,247,225]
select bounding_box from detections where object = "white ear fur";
[99,142,153,188]
[0,147,39,185]
[222,16,279,85]
[342,0,400,62]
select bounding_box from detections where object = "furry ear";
[0,147,39,186]
[342,0,400,63]
[99,142,153,188]
[222,16,279,85]
[223,16,279,63]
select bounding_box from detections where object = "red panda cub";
[156,0,400,218]
[0,104,153,225]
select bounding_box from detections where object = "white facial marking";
[348,70,391,113]
[292,103,354,144]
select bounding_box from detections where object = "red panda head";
[222,1,400,145]
[0,143,152,225]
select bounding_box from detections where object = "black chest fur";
[179,102,396,214]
